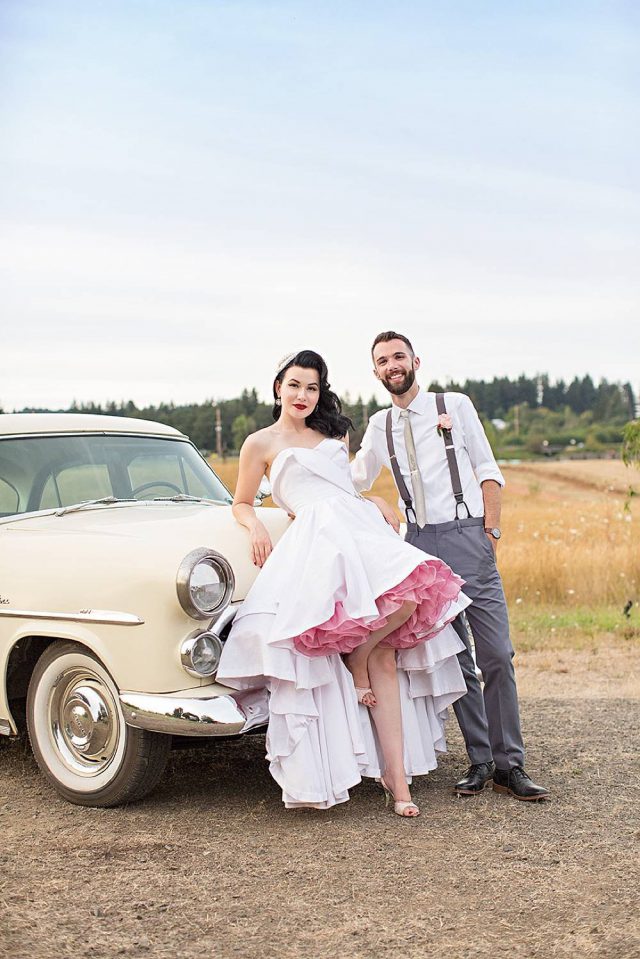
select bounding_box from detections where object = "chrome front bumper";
[119,688,268,738]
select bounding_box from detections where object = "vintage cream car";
[0,413,289,806]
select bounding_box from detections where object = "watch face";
[491,528,501,540]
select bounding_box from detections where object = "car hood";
[1,502,291,607]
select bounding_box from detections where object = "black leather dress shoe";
[492,766,550,801]
[454,761,495,796]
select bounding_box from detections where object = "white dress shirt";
[351,390,505,525]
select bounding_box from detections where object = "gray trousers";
[406,516,525,770]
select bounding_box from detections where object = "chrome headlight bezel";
[176,547,235,620]
[180,630,224,678]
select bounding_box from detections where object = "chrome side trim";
[0,608,144,626]
[120,691,248,737]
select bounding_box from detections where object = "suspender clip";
[455,498,471,520]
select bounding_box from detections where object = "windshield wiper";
[151,494,223,504]
[54,496,137,517]
[53,494,230,517]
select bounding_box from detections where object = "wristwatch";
[484,527,502,540]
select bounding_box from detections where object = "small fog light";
[180,631,224,678]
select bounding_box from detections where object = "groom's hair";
[371,331,415,357]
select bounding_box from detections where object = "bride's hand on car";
[249,520,273,567]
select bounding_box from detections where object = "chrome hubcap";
[50,667,121,776]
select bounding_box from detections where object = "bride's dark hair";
[273,350,354,438]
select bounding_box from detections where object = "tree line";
[439,374,636,422]
[12,373,637,457]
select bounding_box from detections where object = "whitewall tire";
[26,641,171,807]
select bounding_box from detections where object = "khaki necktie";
[399,409,427,527]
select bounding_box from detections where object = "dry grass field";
[211,455,640,632]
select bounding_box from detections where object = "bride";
[217,350,470,816]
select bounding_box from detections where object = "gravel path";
[1,652,639,959]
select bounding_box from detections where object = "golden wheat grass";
[209,456,639,610]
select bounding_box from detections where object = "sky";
[1,0,639,411]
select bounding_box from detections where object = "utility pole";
[215,406,223,458]
[514,403,520,437]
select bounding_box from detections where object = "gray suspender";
[384,394,471,526]
[435,393,470,519]
[385,410,417,526]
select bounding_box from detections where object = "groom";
[351,331,549,801]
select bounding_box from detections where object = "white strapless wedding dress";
[217,438,470,809]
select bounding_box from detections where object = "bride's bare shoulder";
[242,427,278,460]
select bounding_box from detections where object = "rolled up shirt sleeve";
[458,394,505,487]
[350,421,383,492]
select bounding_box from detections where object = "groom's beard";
[380,367,416,396]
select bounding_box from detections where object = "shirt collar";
[391,389,429,423]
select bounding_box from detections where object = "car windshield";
[0,433,233,517]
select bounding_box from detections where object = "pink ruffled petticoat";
[293,561,465,656]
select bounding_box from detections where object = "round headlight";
[191,562,225,610]
[177,548,235,620]
[180,631,224,678]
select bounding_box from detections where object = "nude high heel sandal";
[380,777,420,818]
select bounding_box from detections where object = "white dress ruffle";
[217,439,468,809]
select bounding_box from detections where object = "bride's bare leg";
[367,646,416,809]
[344,600,416,706]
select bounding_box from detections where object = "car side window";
[127,453,191,497]
[127,453,186,494]
[40,464,113,509]
[182,458,214,498]
[0,477,19,515]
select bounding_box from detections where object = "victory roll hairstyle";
[273,350,354,438]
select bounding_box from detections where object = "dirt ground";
[1,641,638,959]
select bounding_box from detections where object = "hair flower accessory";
[437,413,453,436]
